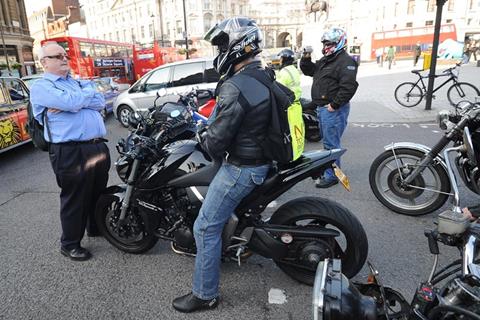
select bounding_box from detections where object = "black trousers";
[49,142,110,250]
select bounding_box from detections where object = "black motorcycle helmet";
[278,48,295,67]
[204,17,263,75]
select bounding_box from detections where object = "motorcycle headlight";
[312,259,378,320]
[436,110,451,130]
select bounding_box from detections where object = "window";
[205,60,220,83]
[80,42,94,57]
[203,0,211,10]
[448,0,455,10]
[141,26,145,38]
[406,22,413,27]
[5,79,28,102]
[204,13,213,33]
[94,44,108,57]
[145,67,170,91]
[446,19,452,23]
[149,24,154,38]
[425,20,434,26]
[172,63,203,87]
[427,0,435,12]
[0,84,7,106]
[116,31,120,41]
[407,0,414,14]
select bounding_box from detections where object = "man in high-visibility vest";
[276,48,302,101]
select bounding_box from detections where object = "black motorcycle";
[300,97,322,143]
[312,125,480,319]
[369,100,480,216]
[94,90,368,285]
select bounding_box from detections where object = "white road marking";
[350,123,436,129]
[268,288,287,304]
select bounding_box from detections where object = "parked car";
[113,57,220,127]
[99,77,130,91]
[21,74,43,89]
[92,78,121,117]
[0,77,30,153]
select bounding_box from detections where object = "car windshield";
[94,79,110,92]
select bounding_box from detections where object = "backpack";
[26,79,54,151]
[236,68,305,164]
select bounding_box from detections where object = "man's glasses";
[44,54,70,60]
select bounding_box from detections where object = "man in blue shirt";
[30,42,111,261]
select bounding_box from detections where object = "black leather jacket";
[202,61,271,162]
[300,49,358,109]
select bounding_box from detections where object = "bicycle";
[394,63,480,107]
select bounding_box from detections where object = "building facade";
[1,0,35,76]
[303,0,480,61]
[27,0,86,68]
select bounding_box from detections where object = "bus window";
[80,42,95,57]
[94,44,108,57]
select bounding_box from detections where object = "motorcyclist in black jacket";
[300,27,358,188]
[172,17,272,313]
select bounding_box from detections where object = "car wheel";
[117,105,133,128]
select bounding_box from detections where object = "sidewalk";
[300,59,480,123]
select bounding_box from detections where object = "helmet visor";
[204,24,229,51]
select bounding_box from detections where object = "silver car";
[113,58,220,127]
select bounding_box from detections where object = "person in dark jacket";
[172,17,272,313]
[300,27,358,188]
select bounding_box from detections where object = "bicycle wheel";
[447,82,480,107]
[394,82,423,107]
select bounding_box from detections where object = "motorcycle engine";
[441,276,480,314]
[313,259,378,320]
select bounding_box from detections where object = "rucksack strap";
[39,78,62,143]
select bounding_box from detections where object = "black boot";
[172,292,219,313]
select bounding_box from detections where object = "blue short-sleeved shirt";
[30,73,107,143]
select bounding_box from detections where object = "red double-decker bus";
[41,36,135,84]
[371,24,457,59]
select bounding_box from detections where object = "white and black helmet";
[204,17,263,75]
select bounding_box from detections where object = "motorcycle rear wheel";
[269,197,368,285]
[369,149,450,216]
[96,198,159,253]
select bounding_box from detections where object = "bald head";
[39,42,70,77]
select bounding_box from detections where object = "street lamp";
[150,14,156,43]
[182,0,189,59]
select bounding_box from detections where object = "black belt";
[225,155,270,167]
[54,138,108,146]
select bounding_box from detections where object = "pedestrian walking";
[386,45,395,70]
[300,27,358,188]
[173,17,272,313]
[414,42,422,66]
[30,42,111,261]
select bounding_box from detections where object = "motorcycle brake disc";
[387,170,425,199]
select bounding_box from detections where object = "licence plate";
[334,167,351,192]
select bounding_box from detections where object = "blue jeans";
[192,163,270,300]
[317,103,350,181]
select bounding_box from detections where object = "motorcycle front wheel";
[369,149,451,216]
[96,198,159,253]
[269,197,368,285]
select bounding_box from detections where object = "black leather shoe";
[315,178,339,189]
[60,246,92,261]
[172,293,219,313]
